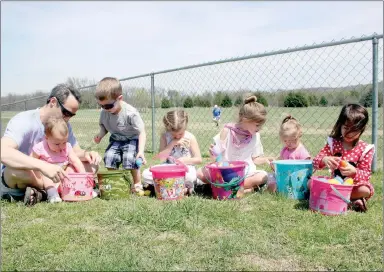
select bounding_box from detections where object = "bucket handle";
[330,185,351,205]
[202,162,249,188]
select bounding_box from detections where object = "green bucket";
[97,170,132,200]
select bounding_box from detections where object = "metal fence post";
[150,73,156,153]
[371,37,378,172]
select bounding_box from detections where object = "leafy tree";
[221,94,233,107]
[161,98,171,108]
[253,92,268,107]
[213,91,225,106]
[308,94,319,106]
[359,88,382,107]
[283,92,309,107]
[319,96,328,106]
[183,96,194,108]
[234,96,242,106]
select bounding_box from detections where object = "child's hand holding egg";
[339,160,348,168]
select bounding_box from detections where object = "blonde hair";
[44,116,68,138]
[95,77,122,101]
[163,110,189,132]
[238,95,267,124]
[279,115,302,139]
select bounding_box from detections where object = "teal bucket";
[272,160,313,200]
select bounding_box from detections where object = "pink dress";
[280,143,311,160]
[313,138,375,199]
[32,139,72,168]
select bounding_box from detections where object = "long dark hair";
[330,104,368,140]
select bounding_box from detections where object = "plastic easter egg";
[343,178,354,185]
[339,160,348,167]
[135,158,143,167]
[144,190,151,196]
[334,176,344,184]
[137,191,145,196]
[222,162,229,167]
[328,179,340,184]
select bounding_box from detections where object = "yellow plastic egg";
[144,190,151,196]
[343,178,354,185]
[328,179,340,184]
[137,191,145,196]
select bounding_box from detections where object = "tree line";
[1,78,382,111]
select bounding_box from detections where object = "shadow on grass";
[294,200,309,210]
[194,184,213,199]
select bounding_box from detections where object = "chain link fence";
[1,34,383,169]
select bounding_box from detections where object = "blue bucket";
[272,160,313,200]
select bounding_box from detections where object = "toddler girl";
[268,115,311,192]
[31,116,85,203]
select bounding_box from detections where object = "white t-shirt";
[213,129,264,174]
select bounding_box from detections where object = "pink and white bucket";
[204,161,247,200]
[150,164,188,201]
[60,173,95,202]
[309,176,354,216]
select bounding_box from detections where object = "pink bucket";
[204,161,247,200]
[60,173,95,202]
[309,176,354,216]
[150,164,188,200]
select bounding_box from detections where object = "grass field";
[1,166,382,271]
[1,106,383,271]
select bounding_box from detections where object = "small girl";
[268,115,311,192]
[311,103,375,212]
[31,116,86,203]
[142,110,202,194]
[196,96,270,193]
[278,115,311,160]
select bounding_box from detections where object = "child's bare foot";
[244,188,254,194]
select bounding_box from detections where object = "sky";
[1,1,383,96]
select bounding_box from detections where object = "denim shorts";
[104,139,139,170]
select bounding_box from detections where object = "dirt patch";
[237,254,329,271]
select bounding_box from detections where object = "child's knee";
[351,185,371,199]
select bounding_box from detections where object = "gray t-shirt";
[99,101,145,141]
[3,109,77,156]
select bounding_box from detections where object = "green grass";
[1,107,383,270]
[1,166,382,271]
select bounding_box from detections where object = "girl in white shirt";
[197,96,270,192]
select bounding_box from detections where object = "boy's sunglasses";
[99,101,116,110]
[55,98,76,118]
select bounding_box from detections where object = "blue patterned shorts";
[104,139,139,170]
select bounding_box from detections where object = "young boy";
[93,77,147,194]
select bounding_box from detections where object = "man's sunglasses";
[54,98,76,118]
[99,100,116,110]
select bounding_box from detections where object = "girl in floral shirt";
[311,104,375,212]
